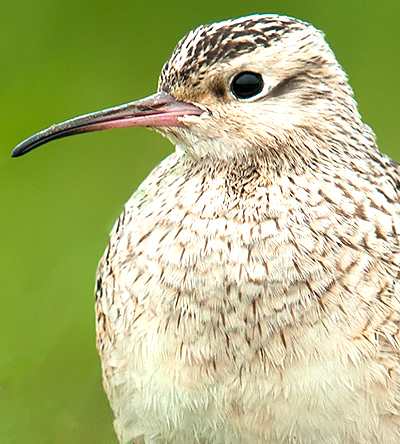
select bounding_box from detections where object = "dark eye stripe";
[265,73,303,99]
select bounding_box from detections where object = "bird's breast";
[95,153,400,443]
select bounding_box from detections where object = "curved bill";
[12,91,203,157]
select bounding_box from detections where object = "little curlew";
[12,14,400,444]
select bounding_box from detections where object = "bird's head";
[12,14,365,165]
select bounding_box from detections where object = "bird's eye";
[231,72,264,99]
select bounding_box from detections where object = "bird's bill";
[12,91,203,157]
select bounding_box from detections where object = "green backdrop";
[1,0,400,443]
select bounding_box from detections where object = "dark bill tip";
[12,125,86,157]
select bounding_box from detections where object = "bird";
[12,13,400,444]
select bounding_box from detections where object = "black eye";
[231,72,263,99]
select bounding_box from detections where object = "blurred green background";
[1,0,400,443]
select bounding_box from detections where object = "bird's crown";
[159,14,309,92]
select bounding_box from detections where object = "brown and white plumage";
[13,13,400,444]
